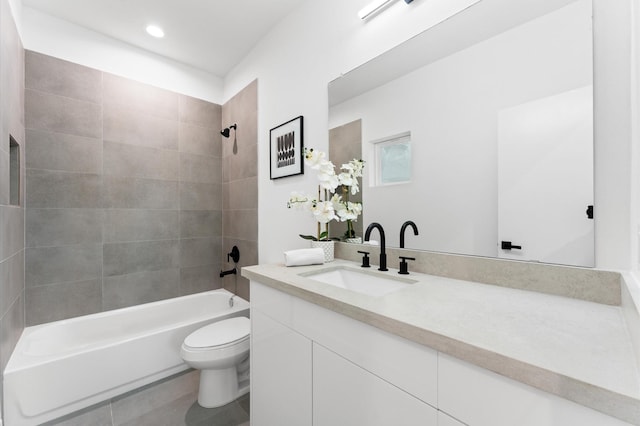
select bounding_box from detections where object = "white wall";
[328,1,591,257]
[21,7,224,104]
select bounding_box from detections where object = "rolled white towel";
[284,248,325,266]
[363,240,379,246]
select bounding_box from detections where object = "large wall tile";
[180,182,222,210]
[104,141,179,180]
[25,89,102,138]
[1,294,24,371]
[0,205,24,260]
[25,51,102,104]
[0,150,9,205]
[180,210,222,238]
[103,209,179,243]
[224,144,257,182]
[103,103,178,150]
[223,209,258,242]
[225,177,258,210]
[26,280,101,325]
[26,169,101,208]
[25,244,102,287]
[26,208,102,248]
[180,265,221,295]
[178,122,220,157]
[103,240,180,277]
[103,73,178,120]
[26,129,102,174]
[180,152,221,184]
[103,176,179,210]
[180,237,222,268]
[102,268,180,310]
[0,251,24,317]
[178,94,221,128]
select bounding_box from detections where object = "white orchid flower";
[287,191,312,209]
[304,148,327,169]
[318,168,339,191]
[311,200,338,224]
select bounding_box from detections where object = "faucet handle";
[357,250,371,268]
[398,256,415,275]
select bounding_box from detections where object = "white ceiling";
[22,0,308,79]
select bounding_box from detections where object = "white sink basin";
[302,266,416,297]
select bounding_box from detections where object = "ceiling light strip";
[358,0,395,20]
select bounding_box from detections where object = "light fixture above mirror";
[358,0,414,20]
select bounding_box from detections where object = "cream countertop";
[242,260,640,425]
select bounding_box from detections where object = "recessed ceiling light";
[146,25,165,38]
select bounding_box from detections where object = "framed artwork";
[270,116,304,179]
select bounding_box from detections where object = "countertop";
[242,260,640,425]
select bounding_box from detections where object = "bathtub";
[3,289,249,426]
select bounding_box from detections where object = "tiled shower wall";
[0,0,25,416]
[222,80,258,301]
[24,51,227,325]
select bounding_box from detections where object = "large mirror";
[328,0,594,267]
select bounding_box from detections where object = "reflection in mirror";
[328,0,593,267]
[328,119,363,241]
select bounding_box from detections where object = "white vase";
[311,240,334,262]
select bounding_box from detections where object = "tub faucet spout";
[364,222,388,271]
[220,267,237,278]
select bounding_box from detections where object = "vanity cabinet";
[313,343,437,426]
[250,279,634,426]
[250,281,438,426]
[250,309,312,426]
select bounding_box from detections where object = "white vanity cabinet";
[250,281,438,426]
[438,353,634,426]
[250,309,312,426]
[250,279,635,426]
[313,343,437,426]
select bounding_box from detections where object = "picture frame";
[270,116,304,179]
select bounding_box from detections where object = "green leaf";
[299,234,317,241]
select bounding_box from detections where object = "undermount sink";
[301,266,416,297]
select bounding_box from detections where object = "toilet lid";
[184,317,250,349]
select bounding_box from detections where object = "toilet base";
[197,367,250,408]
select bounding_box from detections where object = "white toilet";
[180,316,250,408]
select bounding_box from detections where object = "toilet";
[180,316,250,408]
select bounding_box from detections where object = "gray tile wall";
[24,51,227,325]
[0,0,25,420]
[222,80,258,301]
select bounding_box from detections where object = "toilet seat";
[183,317,250,351]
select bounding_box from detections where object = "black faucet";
[364,222,387,271]
[400,220,419,249]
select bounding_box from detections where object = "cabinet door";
[251,310,312,426]
[313,343,437,426]
[439,354,633,426]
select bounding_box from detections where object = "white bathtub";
[3,289,249,426]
